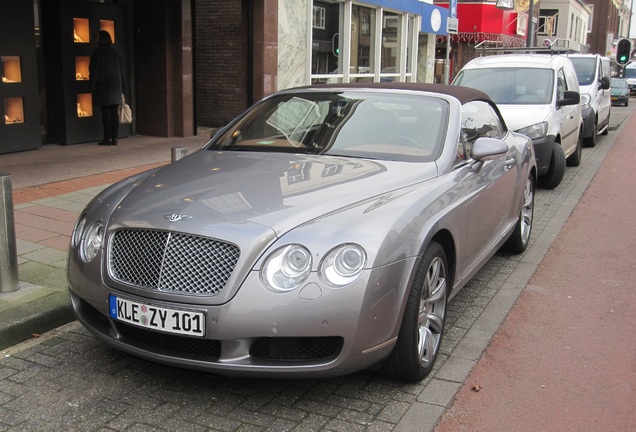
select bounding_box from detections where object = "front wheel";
[383,242,448,382]
[537,141,565,189]
[502,174,535,254]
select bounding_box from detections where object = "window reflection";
[351,5,375,76]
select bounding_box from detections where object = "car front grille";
[109,229,240,295]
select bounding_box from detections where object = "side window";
[458,101,506,164]
[557,68,568,100]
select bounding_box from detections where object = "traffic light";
[616,38,631,66]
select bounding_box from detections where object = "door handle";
[504,157,515,171]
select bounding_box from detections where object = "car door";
[557,67,579,155]
[456,101,518,275]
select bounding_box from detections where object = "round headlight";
[80,222,104,263]
[320,244,367,287]
[261,244,312,292]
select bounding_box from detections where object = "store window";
[311,1,341,83]
[350,5,376,81]
[313,6,326,29]
[310,1,416,85]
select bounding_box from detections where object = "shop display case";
[0,1,40,153]
[73,18,90,43]
[76,93,92,117]
[75,56,89,80]
[2,56,21,83]
[4,97,24,124]
[100,20,115,42]
[49,1,131,145]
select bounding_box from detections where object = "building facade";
[0,0,450,155]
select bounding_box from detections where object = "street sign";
[447,17,458,34]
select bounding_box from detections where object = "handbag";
[118,94,132,124]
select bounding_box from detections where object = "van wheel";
[566,129,583,167]
[537,141,565,189]
[584,119,597,147]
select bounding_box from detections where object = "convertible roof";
[291,82,493,105]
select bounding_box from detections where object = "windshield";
[611,78,627,88]
[623,68,636,78]
[454,68,554,105]
[208,92,449,162]
[569,57,596,86]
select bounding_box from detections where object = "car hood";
[109,150,438,238]
[496,104,551,132]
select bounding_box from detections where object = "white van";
[623,62,636,95]
[453,54,582,189]
[567,54,611,147]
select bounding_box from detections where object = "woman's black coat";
[89,45,126,107]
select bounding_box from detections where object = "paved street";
[0,104,633,431]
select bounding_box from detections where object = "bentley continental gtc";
[68,83,536,381]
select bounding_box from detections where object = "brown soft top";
[290,82,493,105]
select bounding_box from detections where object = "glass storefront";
[310,1,417,85]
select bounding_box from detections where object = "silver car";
[68,83,536,381]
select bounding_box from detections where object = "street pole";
[526,0,534,47]
[444,35,450,84]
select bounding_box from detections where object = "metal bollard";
[171,147,188,162]
[0,173,19,293]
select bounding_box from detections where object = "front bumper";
[68,257,416,378]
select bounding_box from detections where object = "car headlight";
[517,121,548,140]
[80,222,104,263]
[261,244,312,292]
[71,214,87,248]
[580,93,591,109]
[319,244,366,287]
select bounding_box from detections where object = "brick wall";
[195,0,249,128]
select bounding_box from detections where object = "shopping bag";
[118,94,132,124]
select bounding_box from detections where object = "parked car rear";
[611,78,629,106]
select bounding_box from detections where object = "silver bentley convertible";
[68,83,536,381]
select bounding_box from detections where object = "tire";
[502,174,535,254]
[584,119,597,147]
[383,242,448,382]
[566,129,583,167]
[537,141,565,189]
[626,100,629,107]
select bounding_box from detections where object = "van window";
[569,57,597,86]
[624,67,636,79]
[454,68,554,105]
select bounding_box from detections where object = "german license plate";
[109,295,205,337]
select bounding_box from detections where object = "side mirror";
[472,137,508,162]
[558,90,580,107]
[599,76,610,90]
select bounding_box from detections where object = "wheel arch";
[429,229,456,294]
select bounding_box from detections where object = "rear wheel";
[502,174,535,254]
[383,242,448,382]
[537,141,565,189]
